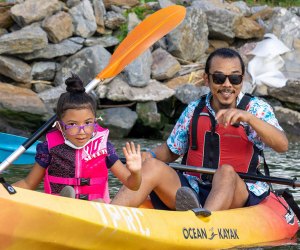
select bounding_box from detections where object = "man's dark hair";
[205,48,245,75]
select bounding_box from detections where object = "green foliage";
[238,0,300,7]
[116,5,154,42]
[131,6,155,20]
[116,23,128,42]
[139,0,158,4]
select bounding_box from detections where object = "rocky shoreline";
[0,0,299,141]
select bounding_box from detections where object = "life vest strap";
[47,175,106,186]
[77,193,104,200]
[191,95,207,150]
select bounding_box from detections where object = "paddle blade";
[96,5,186,80]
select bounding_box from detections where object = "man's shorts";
[150,172,270,210]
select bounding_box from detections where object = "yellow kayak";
[0,185,298,249]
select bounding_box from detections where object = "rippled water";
[1,139,300,249]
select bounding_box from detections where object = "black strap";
[275,189,300,221]
[260,151,270,176]
[237,93,253,110]
[0,177,16,195]
[191,95,207,150]
[78,194,89,200]
[238,93,271,177]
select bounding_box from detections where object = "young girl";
[14,74,142,202]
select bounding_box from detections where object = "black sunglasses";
[208,73,243,85]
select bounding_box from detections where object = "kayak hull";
[0,133,40,165]
[0,185,298,249]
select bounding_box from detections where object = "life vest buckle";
[79,178,90,186]
[78,194,89,200]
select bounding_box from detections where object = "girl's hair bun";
[65,73,85,93]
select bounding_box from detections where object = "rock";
[124,49,152,87]
[0,55,31,83]
[18,39,82,60]
[0,82,48,130]
[0,3,14,29]
[234,16,265,39]
[274,106,300,141]
[136,101,162,129]
[10,0,62,27]
[104,11,127,30]
[0,25,48,55]
[54,45,111,87]
[69,0,97,38]
[268,80,300,111]
[103,0,139,8]
[97,107,138,138]
[175,84,209,104]
[105,78,175,102]
[31,61,57,81]
[151,48,181,80]
[42,11,74,43]
[166,6,209,62]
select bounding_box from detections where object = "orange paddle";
[97,5,186,79]
[85,5,186,92]
[0,5,186,171]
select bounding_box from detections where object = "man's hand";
[216,108,252,127]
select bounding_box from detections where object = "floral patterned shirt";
[167,92,283,197]
[167,92,283,155]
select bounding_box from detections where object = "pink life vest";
[44,125,110,202]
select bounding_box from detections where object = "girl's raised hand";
[123,142,142,173]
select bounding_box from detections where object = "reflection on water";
[264,142,300,203]
[1,139,300,249]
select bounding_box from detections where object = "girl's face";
[60,108,96,147]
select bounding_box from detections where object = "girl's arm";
[13,163,46,190]
[110,142,142,191]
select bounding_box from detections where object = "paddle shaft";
[119,158,300,188]
[169,163,300,188]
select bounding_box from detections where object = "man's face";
[203,56,243,112]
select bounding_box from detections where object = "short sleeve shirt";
[35,141,119,169]
[167,92,283,155]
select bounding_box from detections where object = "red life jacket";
[44,125,110,202]
[184,94,261,179]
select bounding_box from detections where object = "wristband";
[148,150,157,158]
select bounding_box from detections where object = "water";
[1,139,300,249]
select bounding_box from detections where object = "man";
[111,48,288,212]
